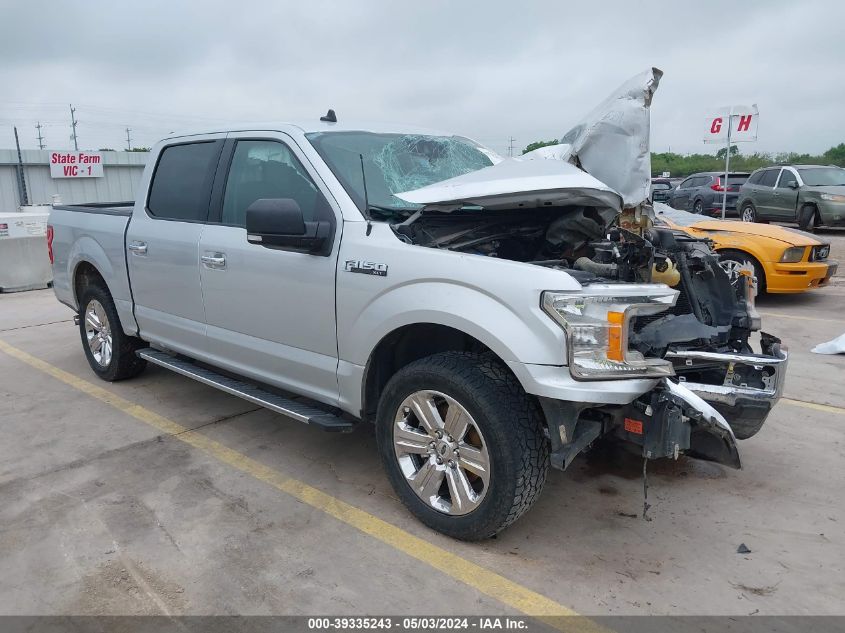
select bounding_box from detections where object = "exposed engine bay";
[394,203,759,358]
[395,204,786,468]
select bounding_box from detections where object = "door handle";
[201,253,226,269]
[127,241,147,255]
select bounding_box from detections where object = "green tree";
[715,145,739,160]
[128,147,151,152]
[823,143,845,166]
[522,140,558,155]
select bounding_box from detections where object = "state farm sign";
[49,151,104,178]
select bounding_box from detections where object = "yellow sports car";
[654,204,838,293]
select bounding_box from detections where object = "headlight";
[542,285,679,380]
[821,193,845,202]
[780,246,806,263]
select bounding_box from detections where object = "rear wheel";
[718,250,765,293]
[692,199,704,214]
[740,203,758,223]
[376,352,549,540]
[78,283,146,381]
[798,204,818,232]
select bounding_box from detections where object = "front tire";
[78,283,147,381]
[798,204,818,232]
[376,352,549,540]
[718,250,766,293]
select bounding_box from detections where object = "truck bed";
[49,202,137,334]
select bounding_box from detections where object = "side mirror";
[788,181,799,189]
[245,198,330,254]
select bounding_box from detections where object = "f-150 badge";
[344,260,388,277]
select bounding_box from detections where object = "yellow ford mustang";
[654,203,838,293]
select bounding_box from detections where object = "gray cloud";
[1,0,843,156]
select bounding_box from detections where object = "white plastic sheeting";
[811,334,845,355]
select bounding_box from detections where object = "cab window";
[221,140,321,227]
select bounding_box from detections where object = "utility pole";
[125,127,132,151]
[69,104,79,150]
[507,136,516,157]
[13,127,30,206]
[36,122,45,150]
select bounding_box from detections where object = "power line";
[69,104,79,151]
[507,136,516,157]
[35,122,45,150]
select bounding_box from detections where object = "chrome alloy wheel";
[719,259,744,286]
[741,206,755,222]
[393,390,490,516]
[84,299,113,367]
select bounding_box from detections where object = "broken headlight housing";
[542,285,679,380]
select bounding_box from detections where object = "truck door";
[198,135,341,406]
[126,138,224,357]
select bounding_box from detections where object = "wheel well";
[362,324,500,421]
[717,248,767,291]
[73,261,107,307]
[800,202,820,225]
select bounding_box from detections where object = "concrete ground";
[0,285,843,618]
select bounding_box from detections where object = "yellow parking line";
[0,339,604,631]
[758,311,843,324]
[782,397,845,415]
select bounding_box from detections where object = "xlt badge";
[344,260,388,277]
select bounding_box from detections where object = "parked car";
[668,172,750,216]
[736,165,845,230]
[650,178,673,203]
[655,204,837,293]
[46,70,787,540]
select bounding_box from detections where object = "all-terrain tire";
[375,351,549,540]
[78,282,147,381]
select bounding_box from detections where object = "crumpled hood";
[555,67,662,208]
[395,68,662,211]
[394,157,622,213]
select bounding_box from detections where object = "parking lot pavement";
[1,289,844,618]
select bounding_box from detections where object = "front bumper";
[766,260,838,293]
[665,338,788,439]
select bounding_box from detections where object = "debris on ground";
[812,333,845,354]
[737,543,752,554]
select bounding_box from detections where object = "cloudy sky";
[1,0,842,156]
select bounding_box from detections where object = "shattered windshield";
[306,132,497,218]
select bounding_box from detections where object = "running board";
[137,348,354,432]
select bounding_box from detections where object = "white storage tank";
[0,205,52,292]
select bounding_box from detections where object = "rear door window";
[758,169,779,187]
[746,171,763,185]
[678,178,694,189]
[148,141,222,221]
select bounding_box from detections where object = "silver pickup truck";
[48,69,786,539]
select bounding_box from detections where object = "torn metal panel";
[559,67,662,208]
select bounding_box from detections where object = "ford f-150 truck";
[48,69,787,539]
